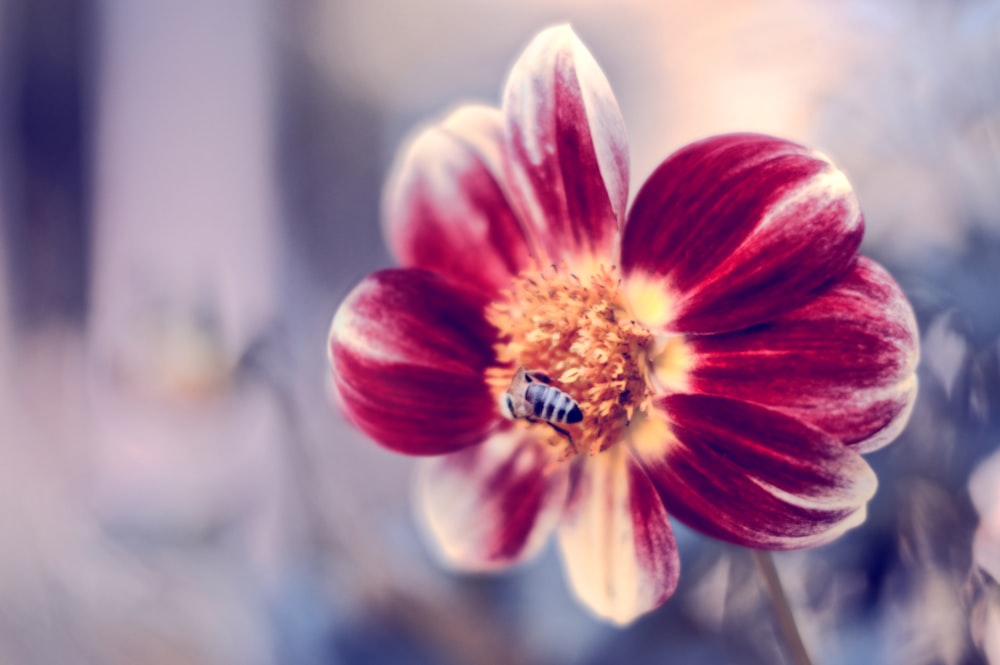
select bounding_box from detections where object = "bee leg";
[525,417,577,453]
[546,422,577,453]
[525,371,552,384]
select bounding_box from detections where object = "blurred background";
[1,0,999,663]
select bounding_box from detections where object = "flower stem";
[750,550,814,665]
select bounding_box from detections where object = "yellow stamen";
[486,263,655,460]
[622,274,676,331]
[651,335,694,394]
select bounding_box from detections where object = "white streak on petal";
[416,431,567,572]
[557,447,678,625]
[742,161,860,242]
[568,30,629,227]
[501,24,628,261]
[329,280,390,358]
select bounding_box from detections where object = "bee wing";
[526,370,552,384]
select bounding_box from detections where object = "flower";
[327,25,919,625]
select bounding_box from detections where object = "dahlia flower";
[327,25,919,624]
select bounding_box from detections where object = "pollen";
[486,263,654,459]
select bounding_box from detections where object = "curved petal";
[687,257,919,452]
[328,269,499,455]
[502,24,628,263]
[557,446,679,625]
[631,395,877,549]
[417,431,568,571]
[383,105,535,296]
[622,134,863,334]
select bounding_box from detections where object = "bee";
[500,367,583,446]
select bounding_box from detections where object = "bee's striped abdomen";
[525,383,549,417]
[525,383,583,425]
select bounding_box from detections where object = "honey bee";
[500,367,583,446]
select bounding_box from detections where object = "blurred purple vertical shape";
[83,1,297,663]
[90,0,280,360]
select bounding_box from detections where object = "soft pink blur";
[971,450,1000,582]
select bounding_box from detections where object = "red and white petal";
[502,25,629,263]
[557,447,679,625]
[328,269,499,456]
[417,431,568,571]
[632,395,877,550]
[622,134,863,334]
[383,105,534,296]
[687,257,919,453]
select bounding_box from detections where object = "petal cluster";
[327,25,919,625]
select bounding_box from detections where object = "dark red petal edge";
[557,449,679,624]
[328,269,499,455]
[634,394,876,549]
[623,134,863,334]
[688,257,919,452]
[418,431,568,570]
[383,105,534,296]
[502,25,628,263]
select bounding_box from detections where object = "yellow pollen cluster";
[486,263,653,459]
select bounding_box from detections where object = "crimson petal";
[687,257,919,452]
[633,395,876,549]
[557,447,679,625]
[502,25,628,263]
[622,134,863,334]
[328,269,499,455]
[383,105,534,296]
[417,431,568,570]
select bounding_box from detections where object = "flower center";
[486,263,654,459]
